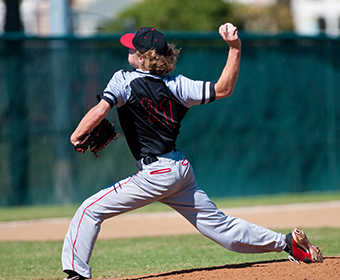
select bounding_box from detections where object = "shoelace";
[288,255,301,264]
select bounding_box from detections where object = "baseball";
[227,23,234,33]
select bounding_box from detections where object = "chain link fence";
[0,33,339,206]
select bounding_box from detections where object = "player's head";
[120,27,180,76]
[120,27,168,56]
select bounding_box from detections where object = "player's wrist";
[228,41,242,52]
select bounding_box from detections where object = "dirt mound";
[110,257,339,280]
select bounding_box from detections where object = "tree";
[100,0,234,32]
[100,0,294,33]
[232,4,294,33]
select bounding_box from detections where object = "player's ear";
[138,55,145,66]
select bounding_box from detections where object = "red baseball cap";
[120,27,168,56]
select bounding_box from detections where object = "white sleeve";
[100,70,130,108]
[165,75,216,108]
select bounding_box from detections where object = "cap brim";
[120,33,136,49]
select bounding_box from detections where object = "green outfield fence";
[0,32,340,206]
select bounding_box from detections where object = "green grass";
[0,193,339,279]
[0,228,339,280]
[0,191,339,222]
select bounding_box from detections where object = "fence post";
[324,40,338,187]
[6,39,29,205]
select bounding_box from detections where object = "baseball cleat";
[285,228,323,263]
[63,271,85,280]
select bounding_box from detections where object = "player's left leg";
[159,152,323,262]
[159,158,286,254]
[161,184,286,254]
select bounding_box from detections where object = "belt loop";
[144,156,152,165]
[143,156,158,165]
[136,159,143,170]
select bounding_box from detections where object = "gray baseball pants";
[62,150,286,279]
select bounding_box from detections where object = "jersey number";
[141,98,176,129]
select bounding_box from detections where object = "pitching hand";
[219,23,241,50]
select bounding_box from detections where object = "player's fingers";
[219,24,228,40]
[219,25,225,38]
[72,140,80,147]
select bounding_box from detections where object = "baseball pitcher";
[61,23,322,280]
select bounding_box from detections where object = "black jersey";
[98,69,216,160]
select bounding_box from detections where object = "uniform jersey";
[97,69,216,160]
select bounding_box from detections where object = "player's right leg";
[61,174,160,279]
[62,151,186,279]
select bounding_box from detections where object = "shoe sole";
[293,228,323,263]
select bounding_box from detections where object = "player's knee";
[76,199,101,222]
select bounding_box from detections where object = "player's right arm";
[214,23,241,100]
[70,99,111,146]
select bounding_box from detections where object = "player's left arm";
[214,23,241,100]
[70,99,111,146]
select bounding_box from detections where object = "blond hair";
[137,44,180,76]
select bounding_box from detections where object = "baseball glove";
[75,118,118,157]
